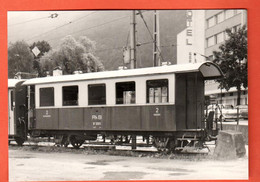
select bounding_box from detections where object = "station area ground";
[8,143,248,181]
[8,120,248,181]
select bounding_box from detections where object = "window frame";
[225,10,235,19]
[216,32,224,44]
[207,36,215,47]
[146,79,169,104]
[115,81,136,105]
[207,16,216,28]
[88,83,106,105]
[62,85,79,106]
[39,87,55,107]
[216,12,224,24]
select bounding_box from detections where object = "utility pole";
[130,10,137,69]
[153,10,161,67]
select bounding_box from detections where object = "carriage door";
[175,72,204,130]
[8,89,15,135]
[186,72,204,129]
[27,85,36,129]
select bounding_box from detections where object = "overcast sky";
[8,11,94,44]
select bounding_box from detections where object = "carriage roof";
[23,62,223,85]
[8,79,25,88]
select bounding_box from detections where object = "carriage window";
[116,81,135,104]
[40,87,54,107]
[10,91,14,110]
[147,79,168,103]
[88,84,106,105]
[63,86,78,106]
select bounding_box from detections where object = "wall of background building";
[176,9,248,107]
[204,9,248,106]
[177,10,205,64]
[205,10,247,59]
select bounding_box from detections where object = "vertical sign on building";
[177,10,205,64]
[186,10,193,63]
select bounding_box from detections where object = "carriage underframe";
[27,128,209,151]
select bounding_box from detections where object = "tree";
[8,41,34,78]
[40,35,104,75]
[30,40,52,77]
[30,40,51,59]
[213,25,247,105]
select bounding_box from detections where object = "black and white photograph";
[7,10,248,181]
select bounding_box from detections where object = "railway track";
[9,139,211,158]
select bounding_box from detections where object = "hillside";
[13,10,187,71]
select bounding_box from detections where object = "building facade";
[205,9,247,61]
[177,9,248,106]
[204,9,248,106]
[177,10,206,64]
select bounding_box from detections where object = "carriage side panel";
[84,107,111,130]
[35,109,59,129]
[141,105,175,131]
[110,106,142,130]
[59,108,84,130]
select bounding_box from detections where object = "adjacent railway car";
[8,79,27,145]
[17,62,222,150]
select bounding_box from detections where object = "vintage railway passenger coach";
[22,62,223,150]
[8,79,27,145]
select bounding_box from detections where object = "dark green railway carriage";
[22,62,223,149]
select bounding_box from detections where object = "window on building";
[63,86,78,106]
[229,92,234,96]
[216,12,224,23]
[207,16,216,28]
[232,24,241,33]
[207,36,215,47]
[225,10,235,19]
[216,32,224,44]
[147,79,168,103]
[224,31,230,40]
[40,87,54,107]
[116,81,135,104]
[88,84,106,105]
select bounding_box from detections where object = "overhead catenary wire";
[26,11,98,42]
[47,15,129,43]
[137,10,165,63]
[9,16,50,27]
[94,41,171,54]
[8,11,73,27]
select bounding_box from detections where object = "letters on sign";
[186,10,193,63]
[153,107,161,117]
[92,114,102,129]
[92,115,102,120]
[43,110,51,118]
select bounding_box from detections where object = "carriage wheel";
[15,137,25,146]
[153,137,169,151]
[166,138,176,151]
[70,135,84,149]
[61,135,69,147]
